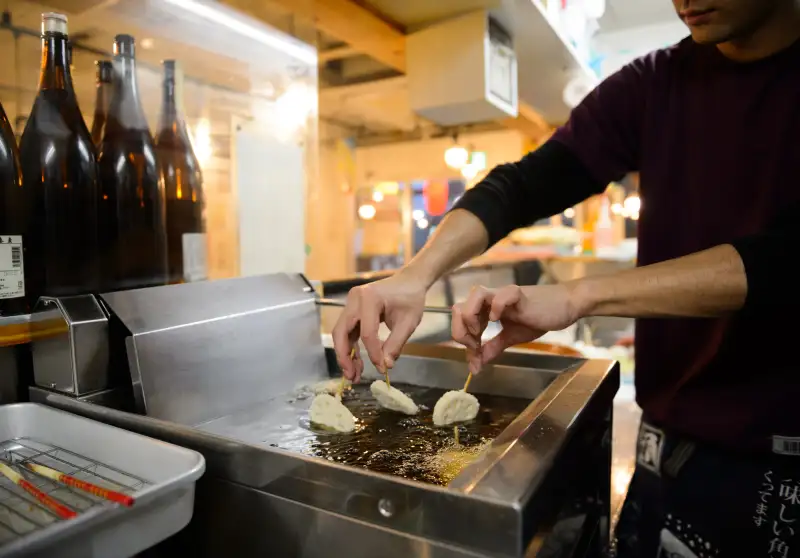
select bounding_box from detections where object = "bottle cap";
[162,60,177,80]
[96,60,113,83]
[41,12,68,36]
[113,34,136,58]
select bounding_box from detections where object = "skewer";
[336,347,357,399]
[454,362,475,445]
[0,461,77,519]
[25,462,134,507]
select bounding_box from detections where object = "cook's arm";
[403,58,650,287]
[570,208,795,319]
[404,141,607,288]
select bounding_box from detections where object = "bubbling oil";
[286,383,530,486]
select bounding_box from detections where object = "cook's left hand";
[451,284,580,374]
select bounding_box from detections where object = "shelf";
[358,0,600,126]
[509,0,599,124]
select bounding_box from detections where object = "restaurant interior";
[0,0,692,556]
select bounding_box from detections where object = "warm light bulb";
[412,209,425,221]
[623,195,641,214]
[372,191,384,203]
[193,119,212,164]
[416,218,429,229]
[444,145,469,169]
[611,203,622,215]
[358,204,376,220]
[564,207,576,219]
[461,163,478,180]
[275,83,316,137]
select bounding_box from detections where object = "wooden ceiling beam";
[500,101,554,140]
[318,45,359,64]
[226,0,551,140]
[222,0,405,71]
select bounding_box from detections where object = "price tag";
[0,235,25,299]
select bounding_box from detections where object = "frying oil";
[286,383,529,486]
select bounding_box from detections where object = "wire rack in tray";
[0,437,151,546]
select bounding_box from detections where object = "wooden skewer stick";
[0,461,77,519]
[25,462,134,507]
[463,372,473,392]
[337,347,357,399]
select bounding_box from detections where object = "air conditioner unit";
[407,11,518,126]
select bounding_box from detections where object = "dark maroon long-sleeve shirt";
[454,36,800,453]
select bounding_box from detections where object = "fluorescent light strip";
[163,0,317,65]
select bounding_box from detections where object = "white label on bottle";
[182,233,208,282]
[0,235,25,299]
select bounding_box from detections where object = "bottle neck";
[94,81,112,114]
[110,55,149,131]
[158,75,190,139]
[38,33,74,93]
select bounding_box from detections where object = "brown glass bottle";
[0,99,26,317]
[18,12,100,306]
[90,60,113,147]
[155,60,206,284]
[98,34,167,291]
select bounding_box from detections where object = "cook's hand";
[332,273,426,382]
[452,284,579,374]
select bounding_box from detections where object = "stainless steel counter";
[27,273,620,557]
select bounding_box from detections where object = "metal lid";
[41,12,68,36]
[96,60,113,83]
[113,34,136,58]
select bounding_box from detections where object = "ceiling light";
[461,163,479,180]
[564,208,575,219]
[358,204,376,220]
[416,218,429,229]
[623,195,641,214]
[372,191,384,203]
[412,209,425,221]
[163,0,317,65]
[444,145,469,169]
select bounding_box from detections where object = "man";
[332,1,800,555]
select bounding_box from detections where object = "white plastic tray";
[0,404,205,558]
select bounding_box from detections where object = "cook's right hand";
[332,273,427,382]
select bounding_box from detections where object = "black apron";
[615,421,800,558]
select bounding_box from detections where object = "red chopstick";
[25,462,134,507]
[0,461,77,519]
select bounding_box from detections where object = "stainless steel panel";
[36,345,618,558]
[100,273,329,426]
[30,296,109,395]
[179,476,492,558]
